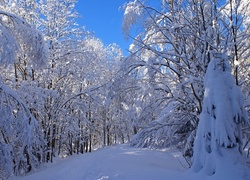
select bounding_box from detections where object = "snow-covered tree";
[0,1,47,82]
[0,9,47,178]
[191,52,248,177]
[0,82,45,177]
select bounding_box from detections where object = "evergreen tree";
[192,52,248,177]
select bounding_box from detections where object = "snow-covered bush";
[0,82,45,177]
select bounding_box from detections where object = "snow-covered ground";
[11,144,250,180]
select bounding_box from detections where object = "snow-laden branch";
[0,9,47,67]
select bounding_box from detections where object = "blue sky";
[75,0,131,56]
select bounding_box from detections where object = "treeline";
[0,0,134,178]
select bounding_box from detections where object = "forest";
[0,0,250,179]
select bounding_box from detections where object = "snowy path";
[12,144,188,180]
[11,144,250,180]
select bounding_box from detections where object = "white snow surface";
[11,144,250,180]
